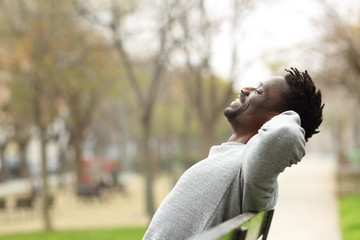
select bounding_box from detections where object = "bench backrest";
[190,209,274,240]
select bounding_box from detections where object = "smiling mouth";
[229,97,243,108]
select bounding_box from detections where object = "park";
[0,0,360,239]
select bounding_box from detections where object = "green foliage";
[346,149,360,164]
[339,194,360,240]
[0,227,147,240]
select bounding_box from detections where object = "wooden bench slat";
[241,211,267,239]
[189,209,274,240]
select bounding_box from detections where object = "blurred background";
[0,0,359,239]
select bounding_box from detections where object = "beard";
[224,106,240,122]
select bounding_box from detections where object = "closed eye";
[255,82,263,94]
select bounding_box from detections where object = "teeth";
[236,98,241,104]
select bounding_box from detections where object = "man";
[143,68,324,240]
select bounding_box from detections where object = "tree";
[0,0,118,229]
[54,35,119,186]
[178,0,257,155]
[72,0,188,217]
[5,80,33,179]
[316,3,360,148]
[0,0,61,229]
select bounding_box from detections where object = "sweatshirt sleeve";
[241,110,306,212]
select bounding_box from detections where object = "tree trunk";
[74,137,83,186]
[57,146,67,189]
[18,141,29,179]
[353,99,360,148]
[0,143,6,182]
[142,114,155,217]
[176,107,195,184]
[40,130,52,230]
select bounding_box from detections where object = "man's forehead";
[254,76,284,86]
[261,76,287,88]
[266,76,285,83]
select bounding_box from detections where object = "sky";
[209,0,360,89]
[90,0,360,90]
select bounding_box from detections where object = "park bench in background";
[15,195,35,209]
[0,198,6,211]
[76,183,103,201]
[190,209,274,240]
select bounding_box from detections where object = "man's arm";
[241,111,306,211]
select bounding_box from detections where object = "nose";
[240,87,255,95]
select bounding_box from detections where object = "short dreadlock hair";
[278,68,324,139]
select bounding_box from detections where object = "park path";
[268,151,342,240]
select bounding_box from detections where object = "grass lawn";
[339,194,360,240]
[0,226,147,240]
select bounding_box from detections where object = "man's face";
[224,76,289,131]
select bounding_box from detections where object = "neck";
[227,132,255,144]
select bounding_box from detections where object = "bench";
[0,198,6,211]
[76,184,102,201]
[190,209,274,240]
[15,196,35,209]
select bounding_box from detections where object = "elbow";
[243,184,278,212]
[278,125,306,159]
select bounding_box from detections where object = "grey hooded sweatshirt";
[143,111,306,240]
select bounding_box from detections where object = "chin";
[224,107,238,120]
